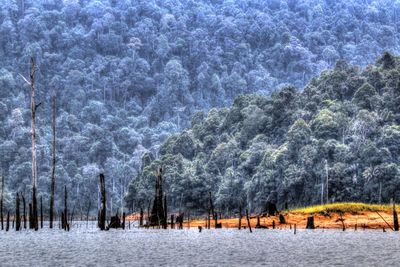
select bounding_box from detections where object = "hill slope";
[126,53,400,213]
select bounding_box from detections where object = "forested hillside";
[0,0,399,213]
[126,53,400,214]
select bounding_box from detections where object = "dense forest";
[0,0,399,214]
[126,53,400,214]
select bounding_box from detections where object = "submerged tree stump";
[279,214,286,224]
[107,213,122,229]
[306,216,315,229]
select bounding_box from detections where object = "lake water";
[0,223,399,266]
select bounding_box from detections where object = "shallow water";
[0,223,399,267]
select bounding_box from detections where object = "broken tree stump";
[265,202,278,217]
[306,216,315,229]
[279,214,286,224]
[107,213,122,229]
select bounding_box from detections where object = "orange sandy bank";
[126,204,398,230]
[180,211,396,230]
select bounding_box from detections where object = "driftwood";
[375,211,394,231]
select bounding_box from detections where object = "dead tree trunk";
[238,204,242,230]
[22,194,26,229]
[163,195,167,229]
[0,173,3,230]
[279,214,286,224]
[63,186,69,231]
[394,204,399,231]
[122,212,126,229]
[209,192,214,219]
[99,174,106,230]
[170,214,174,229]
[139,207,143,226]
[40,196,43,228]
[6,211,9,231]
[246,209,252,233]
[49,90,56,229]
[22,58,39,231]
[29,203,33,229]
[86,200,91,228]
[16,193,20,231]
[150,167,165,226]
[306,216,315,229]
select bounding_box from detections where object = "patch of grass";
[290,202,394,215]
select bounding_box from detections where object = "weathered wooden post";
[99,174,106,230]
[246,209,252,233]
[393,204,399,231]
[16,193,20,231]
[306,216,315,229]
[238,204,242,230]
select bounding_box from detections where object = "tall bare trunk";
[99,174,106,230]
[16,193,20,231]
[50,91,56,228]
[0,173,3,230]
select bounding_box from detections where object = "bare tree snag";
[170,214,174,229]
[63,186,69,231]
[139,207,143,226]
[50,90,56,229]
[29,203,33,229]
[163,195,167,229]
[246,209,252,233]
[0,173,3,230]
[393,203,399,231]
[99,174,106,230]
[16,193,20,231]
[238,204,242,230]
[6,211,9,231]
[86,200,91,228]
[150,167,165,226]
[22,194,26,229]
[279,214,286,224]
[21,58,40,231]
[40,196,43,228]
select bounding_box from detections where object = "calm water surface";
[0,223,399,267]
